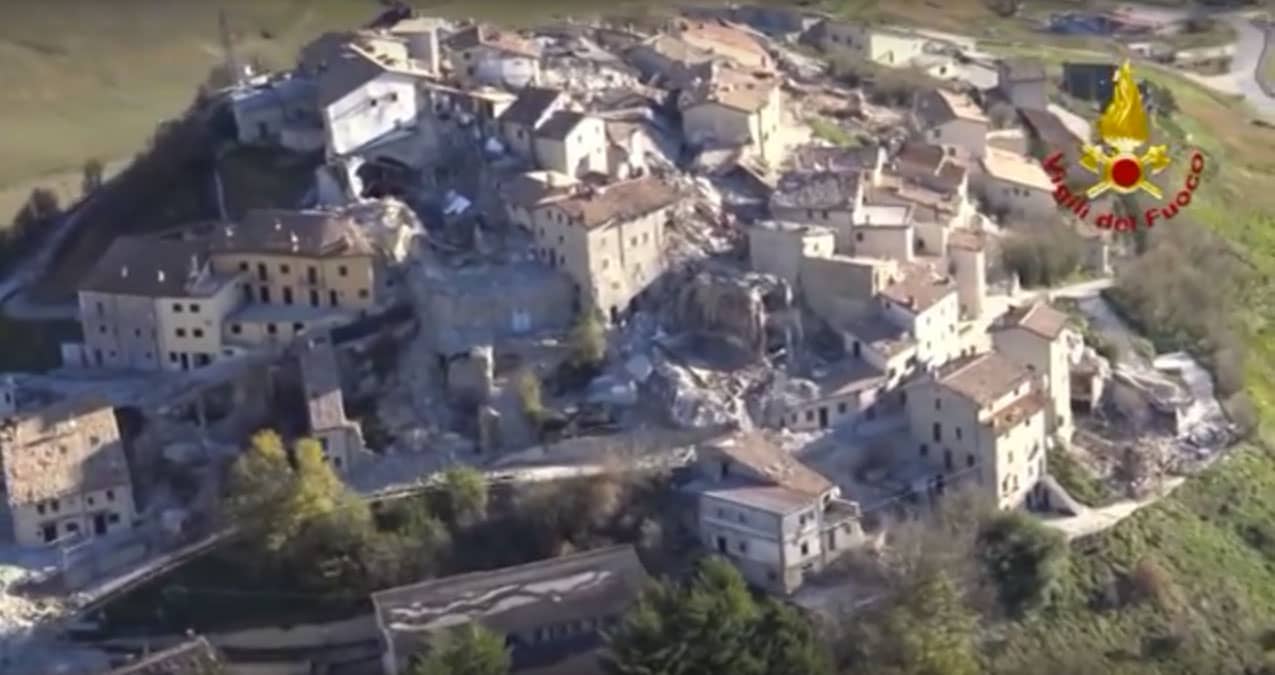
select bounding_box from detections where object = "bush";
[1001,229,1083,288]
[515,368,544,424]
[977,512,1068,616]
[1129,557,1181,612]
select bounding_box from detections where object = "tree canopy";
[409,623,511,675]
[841,569,982,675]
[603,556,833,675]
[976,511,1068,616]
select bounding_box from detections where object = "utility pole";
[218,8,244,86]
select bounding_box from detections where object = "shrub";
[515,369,544,424]
[1129,557,1180,612]
[1001,229,1083,288]
[977,512,1068,616]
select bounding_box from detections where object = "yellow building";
[1,399,136,546]
[204,210,384,347]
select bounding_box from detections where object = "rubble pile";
[651,356,765,430]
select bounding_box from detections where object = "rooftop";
[445,24,541,58]
[315,41,430,108]
[372,544,646,645]
[979,147,1054,192]
[681,66,778,113]
[811,358,889,396]
[704,431,834,497]
[1,398,130,506]
[298,337,349,432]
[771,170,861,211]
[203,209,374,258]
[989,390,1047,434]
[632,33,718,66]
[879,265,955,314]
[498,87,563,127]
[1017,107,1082,147]
[79,237,234,299]
[914,88,988,127]
[998,301,1070,340]
[674,18,770,65]
[536,110,590,141]
[500,171,578,208]
[892,142,968,192]
[937,351,1033,406]
[551,177,682,230]
[840,313,916,358]
[792,144,883,173]
[703,483,817,515]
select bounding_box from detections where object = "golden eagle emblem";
[1078,60,1171,199]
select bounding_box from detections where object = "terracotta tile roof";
[704,431,834,497]
[80,237,231,299]
[879,265,955,314]
[989,390,1047,434]
[680,66,778,113]
[675,18,770,65]
[2,398,130,506]
[1000,302,1070,340]
[205,210,374,258]
[937,351,1033,406]
[550,177,682,229]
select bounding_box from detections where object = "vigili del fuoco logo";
[1043,60,1205,231]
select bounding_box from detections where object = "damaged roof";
[372,545,646,656]
[444,24,541,58]
[2,399,130,506]
[535,110,590,140]
[703,483,818,515]
[879,264,955,313]
[498,87,563,127]
[771,171,861,211]
[937,351,1034,406]
[550,177,682,229]
[208,210,374,258]
[80,237,224,299]
[673,18,770,66]
[500,171,578,208]
[893,142,967,191]
[913,87,988,127]
[998,302,1070,340]
[793,144,883,173]
[703,431,835,497]
[841,313,916,358]
[680,66,778,113]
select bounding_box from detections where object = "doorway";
[93,513,107,536]
[179,353,190,371]
[818,407,829,429]
[716,536,727,553]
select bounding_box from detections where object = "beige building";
[911,88,990,161]
[878,264,962,367]
[907,351,1049,510]
[679,66,783,164]
[671,18,773,71]
[205,210,384,348]
[1,399,136,546]
[975,147,1058,222]
[769,171,863,251]
[533,111,608,178]
[694,432,862,594]
[500,170,578,231]
[528,177,683,323]
[298,336,366,474]
[820,23,930,69]
[993,302,1074,439]
[748,221,836,291]
[774,360,888,431]
[443,24,542,89]
[78,237,243,372]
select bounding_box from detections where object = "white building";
[975,147,1058,222]
[316,44,429,157]
[820,22,931,69]
[993,302,1074,439]
[693,432,862,595]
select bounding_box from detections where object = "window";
[920,443,928,457]
[280,264,290,274]
[716,507,725,518]
[310,290,320,307]
[267,323,278,335]
[737,512,747,524]
[338,265,349,277]
[260,286,271,303]
[175,328,186,338]
[932,422,942,442]
[173,303,183,312]
[188,303,199,313]
[955,427,963,441]
[358,289,369,299]
[36,504,45,515]
[239,262,248,272]
[169,352,178,362]
[106,490,115,501]
[935,398,942,410]
[293,322,304,333]
[307,266,318,284]
[96,301,104,317]
[192,328,204,338]
[134,329,141,337]
[257,263,268,282]
[65,522,78,533]
[805,410,814,422]
[855,231,864,242]
[283,287,294,305]
[51,499,60,512]
[99,325,107,334]
[800,542,809,556]
[737,540,748,553]
[108,513,120,524]
[330,290,339,307]
[967,454,975,467]
[838,402,847,414]
[231,324,242,335]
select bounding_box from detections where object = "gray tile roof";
[207,210,373,258]
[79,237,223,298]
[316,48,389,108]
[498,87,563,127]
[535,110,588,141]
[551,177,682,229]
[771,171,861,211]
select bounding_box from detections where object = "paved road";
[1179,14,1275,121]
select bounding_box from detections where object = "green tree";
[432,466,489,529]
[223,429,293,534]
[410,623,511,675]
[516,369,544,424]
[842,569,981,675]
[604,557,832,675]
[976,511,1067,616]
[568,307,607,369]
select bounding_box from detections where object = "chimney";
[121,266,129,278]
[290,231,300,253]
[187,254,201,283]
[275,219,283,231]
[157,269,166,283]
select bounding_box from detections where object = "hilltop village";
[0,4,1242,674]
